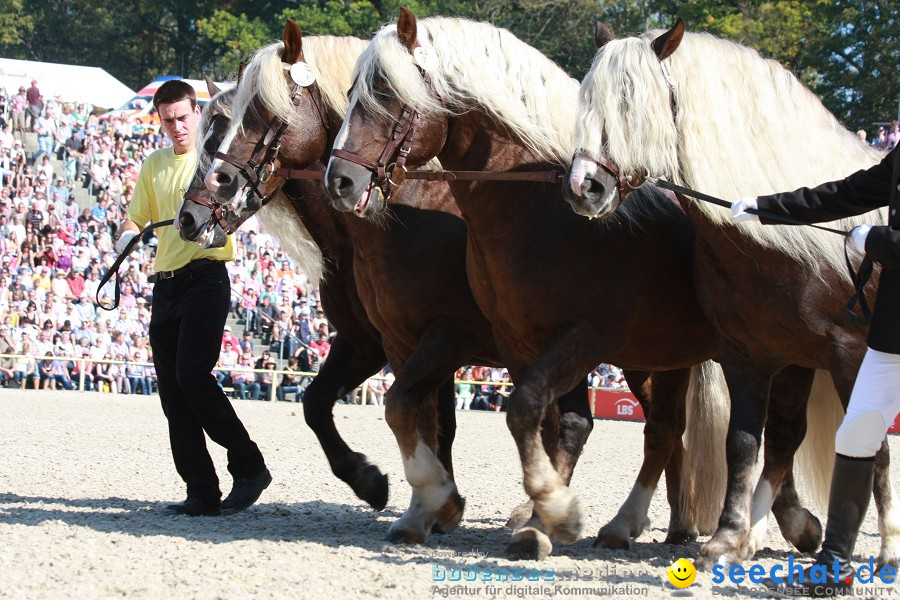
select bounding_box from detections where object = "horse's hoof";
[353,466,389,511]
[877,545,900,571]
[695,552,735,573]
[507,527,553,560]
[386,522,427,544]
[594,524,632,550]
[547,499,583,545]
[506,500,534,530]
[664,529,698,545]
[433,490,465,534]
[777,507,822,554]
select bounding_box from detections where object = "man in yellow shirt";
[117,80,270,517]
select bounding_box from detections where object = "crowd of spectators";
[0,78,628,405]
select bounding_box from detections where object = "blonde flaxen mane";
[225,35,370,282]
[353,17,580,166]
[577,28,885,274]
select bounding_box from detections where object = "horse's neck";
[437,111,557,227]
[283,179,349,267]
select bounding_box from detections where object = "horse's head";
[203,20,331,216]
[178,80,238,247]
[325,8,450,218]
[564,19,684,219]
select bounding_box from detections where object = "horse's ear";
[594,22,613,49]
[283,19,304,64]
[652,18,685,61]
[237,61,248,83]
[397,7,418,54]
[204,76,221,98]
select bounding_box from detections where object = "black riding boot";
[765,454,875,597]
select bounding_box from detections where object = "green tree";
[196,10,275,77]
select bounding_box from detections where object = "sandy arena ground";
[1,390,898,599]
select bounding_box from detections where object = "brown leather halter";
[185,66,328,235]
[572,148,645,205]
[331,63,564,201]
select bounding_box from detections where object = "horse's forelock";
[230,36,368,142]
[578,36,679,181]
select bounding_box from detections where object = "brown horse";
[178,81,395,512]
[192,22,744,559]
[186,26,598,546]
[322,11,757,559]
[564,20,900,569]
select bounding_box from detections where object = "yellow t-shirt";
[128,147,235,272]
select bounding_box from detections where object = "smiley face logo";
[667,558,696,588]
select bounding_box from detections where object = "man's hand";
[850,224,871,254]
[731,196,759,223]
[115,231,138,254]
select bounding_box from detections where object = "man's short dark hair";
[153,80,197,110]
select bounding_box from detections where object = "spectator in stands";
[256,294,279,345]
[0,324,16,386]
[93,354,115,392]
[309,331,331,363]
[231,354,259,400]
[13,340,35,388]
[887,120,900,152]
[276,356,303,402]
[455,367,474,410]
[11,86,27,135]
[25,80,41,133]
[256,357,277,401]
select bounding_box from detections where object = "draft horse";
[565,19,900,568]
[322,10,762,560]
[182,28,596,546]
[192,22,737,559]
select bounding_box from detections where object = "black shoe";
[763,454,875,597]
[221,468,272,515]
[164,496,221,517]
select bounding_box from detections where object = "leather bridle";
[572,148,645,205]
[330,55,565,201]
[185,63,328,235]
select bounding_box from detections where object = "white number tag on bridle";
[413,46,436,71]
[289,62,316,87]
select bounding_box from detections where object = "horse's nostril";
[179,212,196,231]
[582,177,606,199]
[329,175,354,199]
[215,171,234,189]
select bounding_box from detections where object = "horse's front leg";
[749,366,820,558]
[697,350,777,571]
[505,327,593,560]
[302,333,389,509]
[383,324,471,544]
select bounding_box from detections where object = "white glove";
[731,196,759,223]
[115,231,138,254]
[850,224,871,254]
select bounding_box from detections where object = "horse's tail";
[681,360,730,535]
[795,370,844,512]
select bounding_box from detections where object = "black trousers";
[149,259,265,501]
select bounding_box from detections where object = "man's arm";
[753,147,896,224]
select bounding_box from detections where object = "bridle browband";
[331,50,564,200]
[186,61,328,234]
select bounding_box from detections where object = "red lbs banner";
[590,389,645,421]
[590,388,900,434]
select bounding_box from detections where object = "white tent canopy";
[0,57,134,110]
